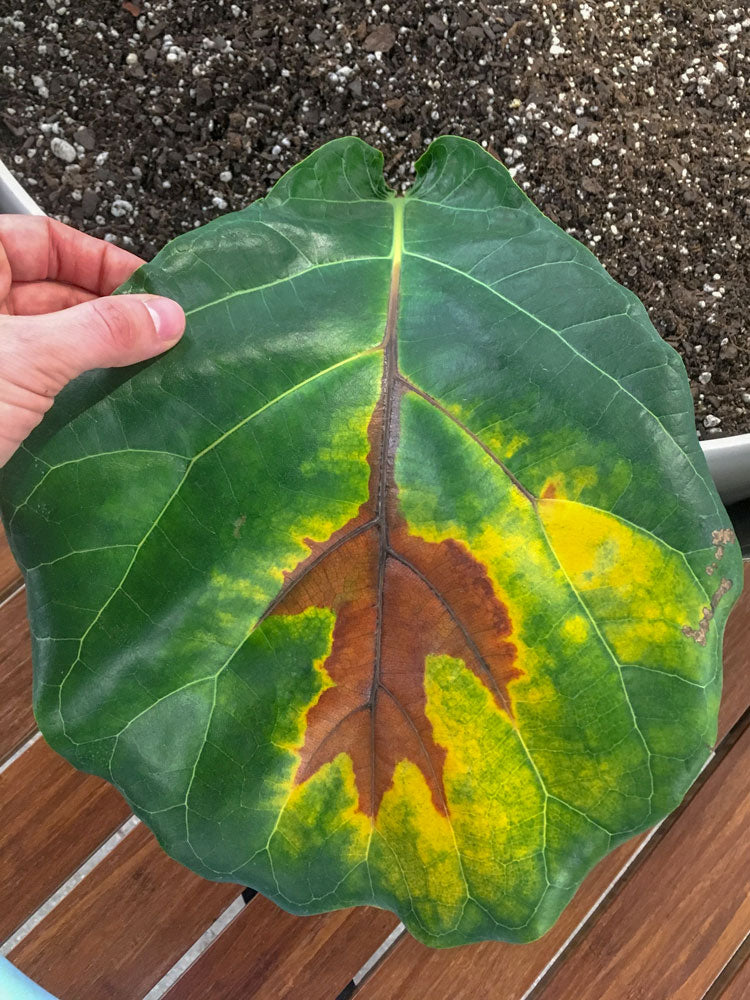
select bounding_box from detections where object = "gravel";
[49,136,76,163]
[1,0,748,437]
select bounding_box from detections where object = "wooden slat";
[0,524,21,601]
[0,738,131,941]
[717,563,750,737]
[163,892,399,1000]
[705,931,750,999]
[719,946,750,999]
[357,563,750,1000]
[10,823,240,1000]
[533,721,750,999]
[0,588,34,764]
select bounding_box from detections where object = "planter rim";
[701,432,750,447]
[0,157,44,216]
[0,162,748,502]
[699,432,750,507]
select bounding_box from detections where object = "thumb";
[19,293,186,387]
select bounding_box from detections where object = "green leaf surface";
[1,137,741,947]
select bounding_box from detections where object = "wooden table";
[2,526,749,1000]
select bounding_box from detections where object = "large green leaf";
[1,137,741,948]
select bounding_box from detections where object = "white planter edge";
[699,434,750,507]
[1,158,748,504]
[0,158,45,216]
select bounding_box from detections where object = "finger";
[2,294,186,394]
[0,216,145,296]
[4,280,97,316]
[0,384,56,467]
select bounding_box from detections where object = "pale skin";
[0,215,186,467]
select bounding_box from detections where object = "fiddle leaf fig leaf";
[1,136,741,948]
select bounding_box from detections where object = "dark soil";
[1,0,748,437]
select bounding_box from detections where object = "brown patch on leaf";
[389,523,520,715]
[712,528,735,546]
[706,527,736,575]
[232,515,246,539]
[266,387,521,818]
[542,482,557,500]
[682,577,733,646]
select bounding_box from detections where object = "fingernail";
[146,298,186,342]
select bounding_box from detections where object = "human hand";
[0,216,185,466]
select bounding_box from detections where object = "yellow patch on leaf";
[539,497,712,681]
[272,751,371,867]
[273,608,336,754]
[423,655,547,925]
[562,614,589,644]
[374,758,467,934]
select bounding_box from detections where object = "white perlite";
[703,414,721,428]
[31,74,49,98]
[50,136,76,163]
[110,199,133,217]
